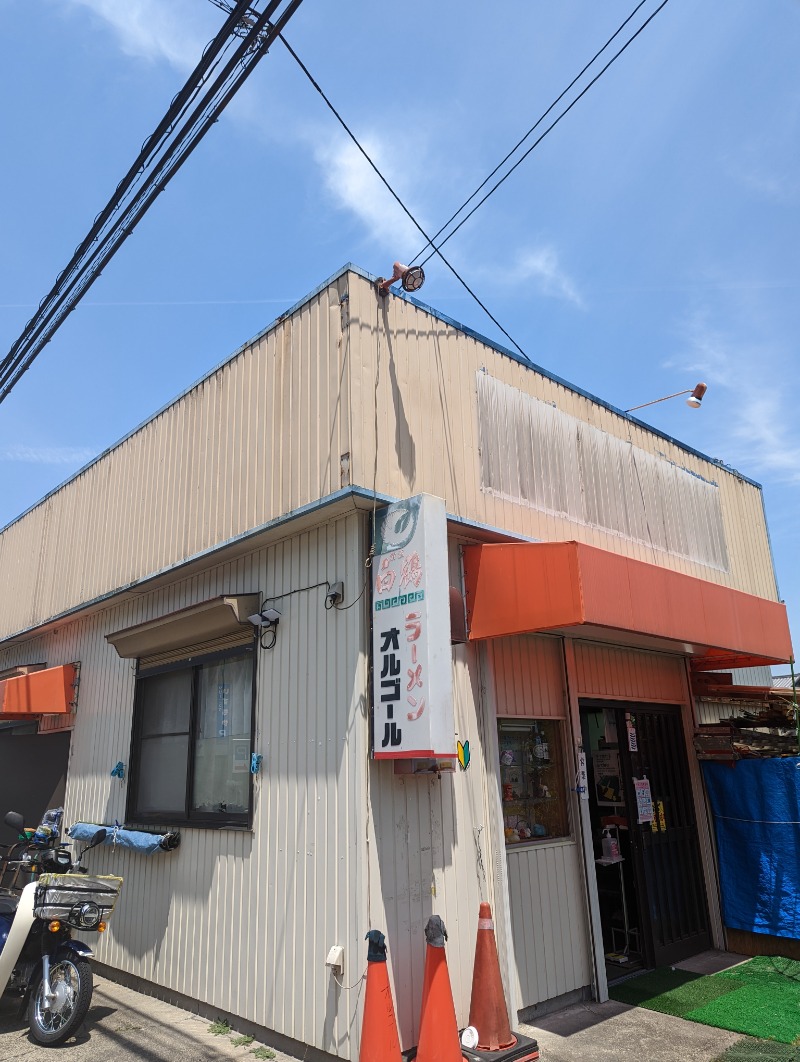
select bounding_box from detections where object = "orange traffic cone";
[360,930,402,1062]
[415,916,466,1062]
[468,902,516,1051]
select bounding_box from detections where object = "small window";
[128,647,255,827]
[498,719,570,845]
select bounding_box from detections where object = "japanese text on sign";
[371,495,454,759]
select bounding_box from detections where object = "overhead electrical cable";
[0,0,306,405]
[408,0,651,265]
[0,0,255,394]
[415,0,672,268]
[278,34,530,362]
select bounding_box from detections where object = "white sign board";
[371,494,454,759]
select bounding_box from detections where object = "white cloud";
[66,0,204,69]
[667,313,800,485]
[313,133,427,253]
[0,445,96,466]
[738,167,797,203]
[516,247,584,307]
[482,246,583,307]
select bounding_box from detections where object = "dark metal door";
[617,704,711,967]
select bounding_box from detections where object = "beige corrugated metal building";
[0,264,792,1058]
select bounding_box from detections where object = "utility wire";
[278,34,530,362]
[409,0,651,265]
[416,0,672,268]
[0,0,306,405]
[0,0,252,391]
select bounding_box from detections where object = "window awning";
[0,664,77,718]
[462,541,792,672]
[106,595,260,660]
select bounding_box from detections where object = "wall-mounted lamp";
[625,382,707,414]
[376,261,425,297]
[248,606,281,649]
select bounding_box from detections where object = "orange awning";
[0,664,76,718]
[462,542,792,671]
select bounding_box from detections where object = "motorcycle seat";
[0,894,19,915]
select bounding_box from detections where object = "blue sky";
[1,1,798,662]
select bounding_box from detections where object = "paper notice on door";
[594,749,622,806]
[634,777,654,823]
[627,721,638,752]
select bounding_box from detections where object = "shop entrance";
[580,700,710,979]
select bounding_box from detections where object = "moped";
[0,809,122,1044]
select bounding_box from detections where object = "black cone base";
[460,1030,540,1062]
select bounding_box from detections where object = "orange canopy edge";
[462,542,792,672]
[0,664,77,718]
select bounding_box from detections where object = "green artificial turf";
[610,967,744,1016]
[609,957,800,1045]
[714,1037,800,1061]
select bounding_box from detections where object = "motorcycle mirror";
[85,828,107,851]
[4,811,25,835]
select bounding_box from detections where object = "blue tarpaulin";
[68,822,179,855]
[702,758,800,939]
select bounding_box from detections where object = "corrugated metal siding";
[0,279,351,641]
[0,270,779,643]
[573,642,687,702]
[365,540,502,1048]
[477,374,728,571]
[367,642,498,1046]
[488,635,567,718]
[483,633,592,1007]
[0,513,369,1059]
[695,699,755,725]
[506,842,592,1004]
[346,274,777,601]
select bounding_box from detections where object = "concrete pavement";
[0,950,777,1062]
[519,951,755,1062]
[0,974,296,1062]
[520,998,741,1062]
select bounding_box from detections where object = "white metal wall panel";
[0,279,351,642]
[476,373,728,571]
[0,269,780,644]
[505,842,592,1006]
[367,639,498,1049]
[365,539,500,1049]
[0,513,369,1059]
[481,633,592,1008]
[573,642,687,703]
[346,272,777,602]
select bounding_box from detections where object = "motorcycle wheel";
[28,953,93,1045]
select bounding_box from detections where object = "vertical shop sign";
[371,494,454,759]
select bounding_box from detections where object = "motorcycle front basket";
[34,873,123,929]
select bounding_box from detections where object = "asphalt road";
[0,975,295,1062]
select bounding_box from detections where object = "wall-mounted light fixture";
[248,606,281,649]
[376,261,425,297]
[625,382,707,413]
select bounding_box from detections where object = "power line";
[278,34,530,362]
[416,0,672,268]
[0,0,306,405]
[409,0,652,265]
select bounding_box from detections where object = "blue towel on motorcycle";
[68,822,179,854]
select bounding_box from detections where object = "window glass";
[139,670,192,736]
[135,734,190,814]
[129,647,254,826]
[498,718,570,845]
[192,654,252,816]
